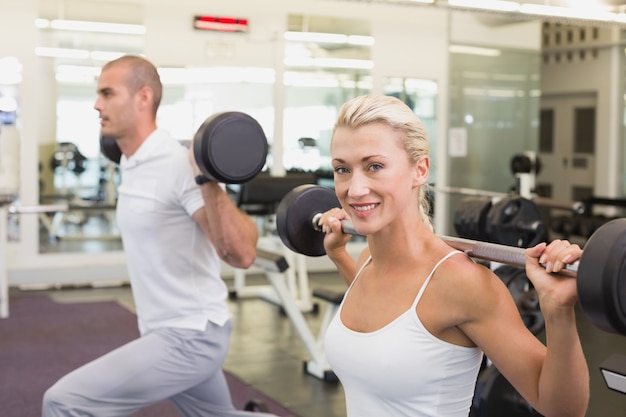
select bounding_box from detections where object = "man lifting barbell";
[276,94,589,417]
[42,55,278,417]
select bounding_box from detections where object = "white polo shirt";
[116,129,231,335]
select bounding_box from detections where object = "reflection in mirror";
[283,15,373,176]
[0,56,22,242]
[38,81,124,253]
[44,68,275,253]
[42,66,276,254]
[158,67,275,148]
[0,57,20,201]
[35,16,143,253]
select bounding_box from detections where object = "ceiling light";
[35,47,90,59]
[0,57,22,73]
[284,56,374,70]
[90,51,127,62]
[35,18,146,35]
[284,72,341,88]
[54,65,101,84]
[518,3,615,21]
[347,35,375,46]
[443,0,623,24]
[404,78,438,92]
[448,0,519,13]
[35,47,129,62]
[0,74,22,85]
[0,96,18,112]
[157,67,275,84]
[449,45,501,56]
[284,31,374,46]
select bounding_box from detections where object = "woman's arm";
[458,240,589,417]
[524,240,589,417]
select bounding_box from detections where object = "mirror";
[0,56,21,243]
[0,56,20,205]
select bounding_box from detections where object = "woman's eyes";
[333,163,383,174]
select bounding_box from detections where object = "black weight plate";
[100,135,122,164]
[510,153,541,175]
[471,365,543,417]
[276,184,341,257]
[193,112,268,184]
[486,196,547,248]
[578,218,626,335]
[494,265,529,298]
[493,265,545,335]
[453,197,492,241]
[243,399,269,412]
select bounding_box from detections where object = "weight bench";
[231,173,319,313]
[311,288,344,341]
[304,288,345,382]
[251,247,340,382]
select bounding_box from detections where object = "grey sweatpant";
[42,320,278,417]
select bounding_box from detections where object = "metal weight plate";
[578,218,626,335]
[493,265,544,335]
[276,184,341,257]
[193,112,268,184]
[99,135,122,164]
[485,196,548,248]
[453,197,492,241]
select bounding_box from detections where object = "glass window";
[448,47,541,192]
[283,15,373,174]
[0,56,21,205]
[447,46,541,232]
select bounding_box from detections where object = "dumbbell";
[100,111,268,184]
[275,184,626,336]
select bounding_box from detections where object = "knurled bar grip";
[335,218,578,278]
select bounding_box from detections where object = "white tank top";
[324,251,484,417]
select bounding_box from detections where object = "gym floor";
[10,267,626,417]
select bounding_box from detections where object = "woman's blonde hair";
[332,94,433,231]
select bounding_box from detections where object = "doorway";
[537,92,596,203]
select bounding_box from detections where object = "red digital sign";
[193,15,248,32]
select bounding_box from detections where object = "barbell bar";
[101,111,268,185]
[7,203,69,214]
[275,184,626,336]
[434,185,586,214]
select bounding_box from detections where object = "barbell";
[100,111,268,184]
[275,184,626,336]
